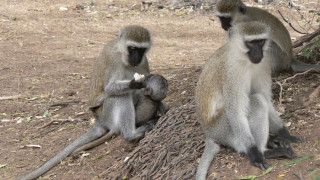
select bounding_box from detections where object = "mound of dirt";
[106,101,205,179]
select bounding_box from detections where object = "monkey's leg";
[140,116,160,132]
[88,93,106,111]
[196,138,220,180]
[268,105,303,148]
[264,147,297,159]
[17,125,106,180]
[118,101,147,142]
[247,94,269,170]
[291,59,320,73]
[73,132,114,154]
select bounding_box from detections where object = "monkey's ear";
[143,87,152,95]
[238,3,247,14]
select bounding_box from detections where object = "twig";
[294,173,303,180]
[276,82,284,104]
[85,161,96,175]
[38,119,72,129]
[49,100,81,107]
[0,13,10,19]
[292,4,317,32]
[276,69,318,105]
[277,10,307,34]
[282,68,318,83]
[0,94,21,100]
[83,38,107,45]
[32,90,55,117]
[292,28,320,48]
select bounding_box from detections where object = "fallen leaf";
[27,97,38,101]
[71,73,79,76]
[43,110,49,117]
[16,118,24,124]
[81,153,90,158]
[59,7,68,11]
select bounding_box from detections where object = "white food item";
[134,73,145,82]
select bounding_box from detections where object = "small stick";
[49,100,81,107]
[0,94,21,100]
[39,119,72,129]
[277,10,307,34]
[293,173,303,180]
[276,69,318,105]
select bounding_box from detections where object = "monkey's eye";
[245,39,265,48]
[128,46,136,50]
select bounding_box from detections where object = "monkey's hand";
[129,79,145,89]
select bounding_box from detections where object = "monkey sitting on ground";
[214,0,320,76]
[18,25,168,180]
[74,74,169,153]
[195,22,301,180]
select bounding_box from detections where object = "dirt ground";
[0,0,319,179]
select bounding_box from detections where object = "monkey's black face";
[245,39,266,64]
[219,16,232,31]
[128,46,146,67]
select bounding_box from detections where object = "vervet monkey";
[73,74,169,153]
[18,25,161,180]
[215,0,320,76]
[195,22,300,180]
[133,74,169,124]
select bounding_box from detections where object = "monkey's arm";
[224,84,268,169]
[104,79,144,96]
[158,102,169,115]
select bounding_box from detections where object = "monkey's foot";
[248,146,269,170]
[268,134,304,148]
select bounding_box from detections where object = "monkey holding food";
[18,25,169,180]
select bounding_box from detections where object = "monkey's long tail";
[73,132,114,154]
[196,139,221,180]
[17,125,106,180]
[291,59,320,73]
